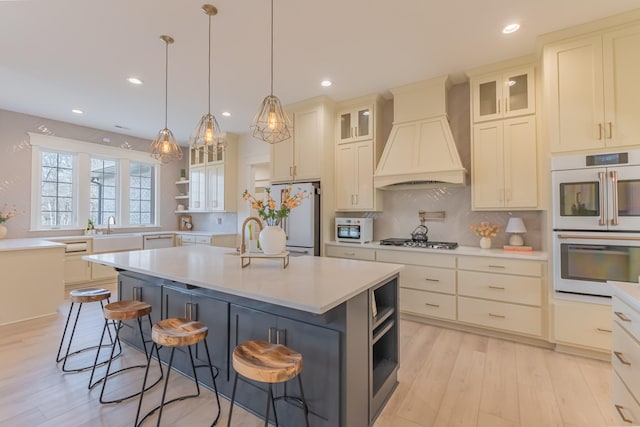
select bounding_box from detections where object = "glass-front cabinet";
[338,105,373,143]
[190,145,224,166]
[472,67,535,123]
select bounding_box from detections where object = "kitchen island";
[85,245,402,427]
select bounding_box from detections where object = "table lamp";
[505,217,527,246]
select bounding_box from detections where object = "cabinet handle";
[268,327,276,344]
[354,194,358,205]
[598,123,603,140]
[488,265,506,269]
[289,166,292,176]
[615,311,632,322]
[425,303,440,308]
[293,166,297,176]
[488,285,505,290]
[505,97,509,113]
[133,286,142,301]
[497,99,500,114]
[596,327,612,333]
[185,302,192,320]
[606,121,613,139]
[276,328,285,344]
[424,278,440,282]
[344,252,356,256]
[614,351,631,366]
[488,313,505,319]
[615,404,634,423]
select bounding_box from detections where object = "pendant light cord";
[208,13,212,114]
[270,0,274,96]
[164,39,169,129]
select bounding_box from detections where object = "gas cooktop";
[380,238,458,250]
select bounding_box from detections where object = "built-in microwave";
[335,218,373,244]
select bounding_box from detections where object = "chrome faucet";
[241,216,262,254]
[107,216,116,234]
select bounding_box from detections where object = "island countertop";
[85,245,403,314]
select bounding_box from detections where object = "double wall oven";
[552,150,640,297]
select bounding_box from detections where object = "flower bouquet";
[470,221,499,249]
[242,186,309,226]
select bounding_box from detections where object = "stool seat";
[152,318,208,347]
[103,300,152,321]
[233,340,303,384]
[70,287,111,303]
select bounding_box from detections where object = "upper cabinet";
[270,97,335,183]
[544,22,640,153]
[189,133,237,212]
[472,66,535,123]
[334,95,384,212]
[338,105,373,144]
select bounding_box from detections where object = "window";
[90,158,118,225]
[30,133,161,230]
[40,151,74,227]
[129,162,155,225]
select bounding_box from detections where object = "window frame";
[30,133,161,231]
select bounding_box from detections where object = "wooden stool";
[88,300,163,404]
[227,340,309,427]
[135,318,221,427]
[56,288,121,372]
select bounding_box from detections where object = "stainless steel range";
[379,238,458,250]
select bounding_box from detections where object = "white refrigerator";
[270,182,320,256]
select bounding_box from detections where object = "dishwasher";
[143,234,175,249]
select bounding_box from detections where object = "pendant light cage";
[151,35,183,163]
[250,0,292,144]
[192,4,226,154]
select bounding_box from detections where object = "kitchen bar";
[85,245,403,426]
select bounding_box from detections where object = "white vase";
[479,237,492,249]
[259,225,286,255]
[0,224,6,239]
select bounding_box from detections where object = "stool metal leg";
[265,383,273,427]
[56,302,76,362]
[202,339,222,426]
[297,374,310,427]
[227,373,239,427]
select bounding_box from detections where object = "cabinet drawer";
[195,235,211,245]
[180,235,196,244]
[613,296,640,341]
[458,296,542,337]
[458,270,541,306]
[325,245,375,261]
[400,265,456,294]
[400,288,456,321]
[613,321,640,400]
[458,256,543,277]
[553,299,612,351]
[613,370,640,425]
[376,249,455,268]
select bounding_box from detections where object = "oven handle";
[610,170,619,226]
[598,171,606,226]
[557,234,640,241]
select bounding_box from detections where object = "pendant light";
[250,0,292,144]
[150,35,183,163]
[192,4,226,154]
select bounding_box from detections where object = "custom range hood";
[374,75,467,190]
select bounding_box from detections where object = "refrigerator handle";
[598,171,606,226]
[281,188,289,239]
[610,170,619,226]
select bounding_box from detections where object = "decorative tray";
[240,251,290,269]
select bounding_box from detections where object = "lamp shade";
[505,217,527,233]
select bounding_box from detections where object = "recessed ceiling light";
[127,77,143,85]
[71,109,84,115]
[321,80,332,87]
[221,111,231,117]
[502,23,520,34]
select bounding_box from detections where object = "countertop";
[0,239,65,252]
[611,280,640,311]
[85,245,403,314]
[326,240,548,261]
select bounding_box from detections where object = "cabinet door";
[118,275,162,349]
[338,106,373,143]
[270,138,294,183]
[503,116,537,208]
[338,110,355,143]
[503,67,535,118]
[472,122,505,209]
[161,287,192,372]
[194,296,229,388]
[335,143,356,210]
[355,140,375,209]
[473,74,501,122]
[546,36,605,153]
[64,254,92,284]
[206,164,224,211]
[189,166,206,211]
[276,317,340,426]
[293,108,322,181]
[603,24,640,148]
[91,262,117,281]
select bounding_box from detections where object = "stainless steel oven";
[553,232,640,297]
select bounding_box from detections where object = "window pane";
[130,161,155,226]
[90,157,119,225]
[40,151,75,228]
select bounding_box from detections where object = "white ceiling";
[1,0,638,144]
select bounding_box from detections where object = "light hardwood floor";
[0,285,616,427]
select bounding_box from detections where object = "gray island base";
[85,246,402,426]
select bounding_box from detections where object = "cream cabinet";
[337,105,373,144]
[472,116,537,210]
[271,97,334,183]
[64,253,92,284]
[553,298,611,352]
[335,140,381,211]
[457,256,544,338]
[176,234,237,248]
[545,23,640,153]
[325,245,375,261]
[175,179,189,212]
[612,293,640,425]
[189,134,237,212]
[472,66,535,123]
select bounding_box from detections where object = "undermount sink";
[92,233,143,253]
